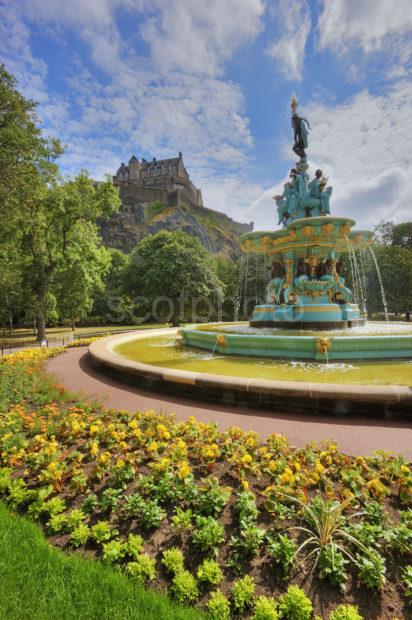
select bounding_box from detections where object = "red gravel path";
[47,348,412,459]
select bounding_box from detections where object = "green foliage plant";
[125,554,157,584]
[91,520,116,544]
[267,534,297,577]
[356,550,386,590]
[192,515,224,556]
[172,507,192,535]
[252,595,279,620]
[126,533,144,560]
[318,543,348,590]
[139,499,166,529]
[235,489,259,527]
[102,539,127,564]
[232,575,255,613]
[206,590,231,620]
[195,477,231,517]
[328,604,363,620]
[196,559,223,585]
[162,547,185,575]
[65,509,85,532]
[171,570,199,604]
[70,523,90,548]
[277,585,313,620]
[401,565,412,599]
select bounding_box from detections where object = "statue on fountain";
[273,95,333,227]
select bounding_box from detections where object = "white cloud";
[248,82,412,230]
[140,0,265,77]
[317,0,412,55]
[266,0,311,81]
[0,0,264,209]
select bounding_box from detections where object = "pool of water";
[113,334,412,386]
[195,321,412,338]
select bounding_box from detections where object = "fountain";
[181,95,411,362]
[89,95,412,416]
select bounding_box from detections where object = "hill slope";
[99,199,253,260]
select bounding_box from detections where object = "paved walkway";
[46,348,412,459]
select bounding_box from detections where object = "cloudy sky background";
[1,0,411,230]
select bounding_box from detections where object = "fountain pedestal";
[240,216,374,329]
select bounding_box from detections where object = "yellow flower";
[178,462,191,479]
[366,478,388,498]
[132,428,143,440]
[241,454,253,465]
[90,441,99,457]
[241,479,249,490]
[246,436,257,449]
[89,424,100,436]
[115,458,125,469]
[315,461,325,476]
[128,419,139,430]
[281,468,295,485]
[98,451,111,466]
[147,441,158,453]
[268,460,276,472]
[400,465,410,475]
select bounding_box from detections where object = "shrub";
[192,515,224,555]
[356,551,386,590]
[43,496,66,516]
[252,595,279,620]
[162,547,185,575]
[47,513,66,533]
[100,487,123,512]
[70,523,90,547]
[197,559,223,585]
[125,554,156,583]
[82,492,98,513]
[232,575,255,613]
[171,570,199,603]
[206,590,231,620]
[329,604,363,620]
[277,585,313,620]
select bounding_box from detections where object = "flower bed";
[0,348,411,619]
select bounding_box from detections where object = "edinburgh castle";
[100,153,254,259]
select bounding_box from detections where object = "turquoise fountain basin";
[181,322,412,361]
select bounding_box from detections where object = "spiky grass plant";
[288,496,369,576]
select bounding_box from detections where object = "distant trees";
[124,230,223,326]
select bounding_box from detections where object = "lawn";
[0,323,168,347]
[0,502,203,620]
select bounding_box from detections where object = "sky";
[1,0,411,230]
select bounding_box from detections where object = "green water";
[113,335,412,386]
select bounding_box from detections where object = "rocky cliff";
[99,193,253,260]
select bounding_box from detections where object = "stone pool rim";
[88,329,412,418]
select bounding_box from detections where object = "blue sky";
[1,0,411,229]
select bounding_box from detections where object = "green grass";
[0,503,203,620]
[0,324,168,347]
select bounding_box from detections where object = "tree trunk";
[35,290,46,341]
[8,311,13,334]
[71,320,75,331]
[171,299,180,327]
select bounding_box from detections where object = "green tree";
[0,64,61,238]
[213,256,238,320]
[0,243,24,333]
[20,172,120,339]
[365,244,412,316]
[92,248,131,324]
[392,222,412,250]
[125,230,223,326]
